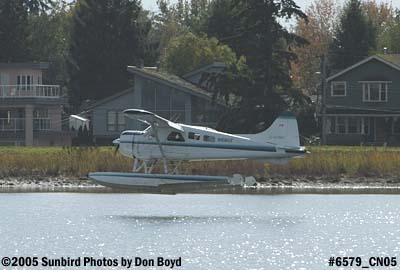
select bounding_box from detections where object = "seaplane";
[89,109,307,189]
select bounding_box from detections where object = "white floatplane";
[89,109,307,189]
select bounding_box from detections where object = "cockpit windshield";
[167,132,185,142]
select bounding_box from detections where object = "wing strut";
[152,124,169,174]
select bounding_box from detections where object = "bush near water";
[1,147,400,179]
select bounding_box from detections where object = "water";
[1,193,400,269]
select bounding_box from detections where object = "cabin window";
[203,135,215,142]
[331,81,346,96]
[362,82,388,102]
[167,132,185,142]
[188,132,201,140]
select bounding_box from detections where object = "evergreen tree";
[69,0,144,104]
[329,0,376,70]
[0,0,30,62]
[203,0,308,132]
[28,1,72,87]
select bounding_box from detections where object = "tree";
[142,0,212,67]
[202,0,309,133]
[362,1,398,54]
[0,0,30,62]
[160,32,237,76]
[69,0,144,103]
[329,0,376,70]
[379,12,400,53]
[24,0,55,13]
[28,1,72,87]
[292,0,339,94]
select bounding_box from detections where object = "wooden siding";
[326,58,400,111]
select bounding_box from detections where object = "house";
[86,65,226,145]
[0,62,71,146]
[322,54,400,146]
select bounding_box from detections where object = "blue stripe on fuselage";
[119,140,277,152]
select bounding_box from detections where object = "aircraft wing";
[123,109,184,132]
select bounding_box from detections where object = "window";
[393,118,400,134]
[107,111,126,132]
[117,112,126,130]
[141,80,186,122]
[331,81,346,96]
[203,135,215,142]
[17,75,34,90]
[327,116,368,134]
[188,132,201,140]
[362,82,388,102]
[337,117,346,134]
[347,117,361,134]
[107,111,116,131]
[167,132,185,142]
[326,117,335,134]
[33,109,48,118]
[363,118,370,135]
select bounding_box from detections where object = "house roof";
[127,66,215,101]
[0,62,49,69]
[182,62,226,79]
[327,55,400,81]
[378,54,400,67]
[85,87,134,110]
[86,66,226,111]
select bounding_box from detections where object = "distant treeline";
[1,0,398,134]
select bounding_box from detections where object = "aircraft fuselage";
[118,124,305,162]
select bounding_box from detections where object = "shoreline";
[1,176,400,194]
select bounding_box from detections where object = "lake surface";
[0,194,399,269]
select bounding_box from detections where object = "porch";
[324,114,400,146]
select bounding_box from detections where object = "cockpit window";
[188,132,201,140]
[167,132,185,142]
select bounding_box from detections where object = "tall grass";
[0,147,130,178]
[1,146,400,178]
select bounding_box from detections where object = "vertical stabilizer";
[241,111,300,147]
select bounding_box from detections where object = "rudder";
[242,111,300,147]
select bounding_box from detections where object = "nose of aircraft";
[112,138,120,145]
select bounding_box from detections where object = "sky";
[141,0,400,13]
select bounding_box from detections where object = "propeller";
[112,138,120,156]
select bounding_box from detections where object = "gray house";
[322,54,400,146]
[86,65,225,145]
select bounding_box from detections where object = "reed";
[0,146,400,179]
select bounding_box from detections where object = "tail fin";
[243,111,300,147]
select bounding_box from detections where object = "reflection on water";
[0,194,400,269]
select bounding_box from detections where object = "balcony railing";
[0,85,61,98]
[0,118,25,132]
